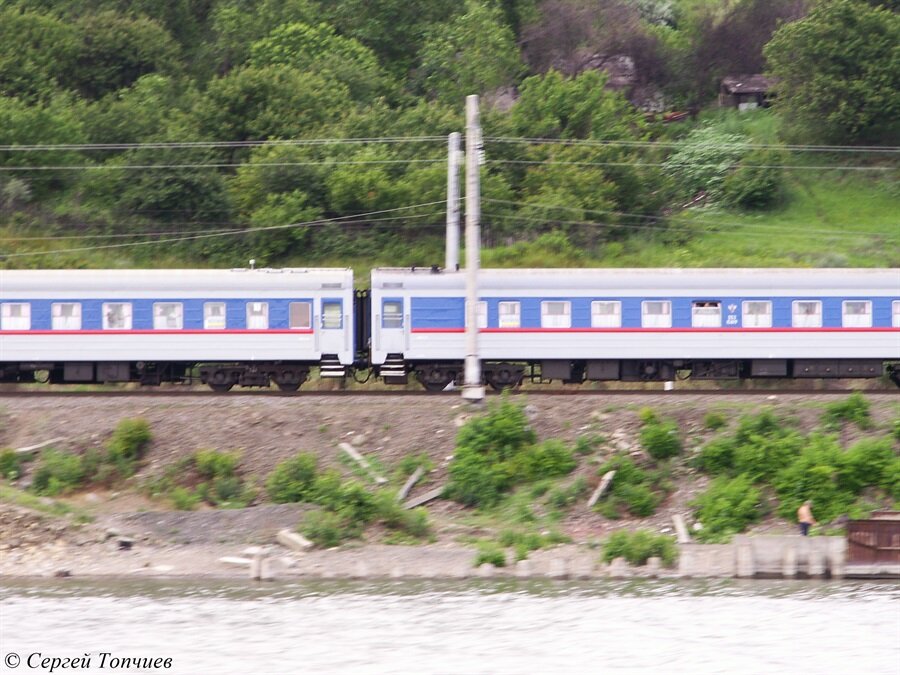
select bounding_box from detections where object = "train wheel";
[208,382,233,393]
[274,369,306,391]
[276,380,301,392]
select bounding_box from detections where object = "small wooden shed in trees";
[719,74,775,110]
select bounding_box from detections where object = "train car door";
[377,297,405,355]
[318,298,345,355]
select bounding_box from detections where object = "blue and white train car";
[370,267,900,389]
[0,268,355,390]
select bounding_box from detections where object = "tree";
[418,0,523,104]
[249,22,390,101]
[0,8,79,100]
[764,0,900,143]
[196,65,352,142]
[65,10,182,100]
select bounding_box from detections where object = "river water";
[1,578,898,675]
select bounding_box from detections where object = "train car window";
[842,301,872,328]
[289,302,312,329]
[742,301,772,328]
[51,303,81,330]
[102,302,132,330]
[204,302,226,329]
[591,301,621,328]
[691,301,721,328]
[499,302,521,328]
[153,302,184,329]
[641,301,671,328]
[464,301,488,328]
[246,302,269,329]
[322,301,342,329]
[0,302,30,330]
[541,301,571,328]
[383,300,403,328]
[792,301,822,328]
[894,301,900,328]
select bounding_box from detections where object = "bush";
[300,510,359,548]
[0,449,22,480]
[596,455,668,518]
[773,434,856,523]
[694,410,803,482]
[822,392,872,431]
[194,449,240,479]
[703,412,728,431]
[691,475,762,542]
[266,452,318,503]
[640,419,682,460]
[840,437,898,495]
[396,453,434,478]
[31,450,85,496]
[510,440,576,482]
[721,150,786,210]
[170,487,200,511]
[602,529,678,567]
[106,418,151,473]
[474,541,507,568]
[547,476,589,509]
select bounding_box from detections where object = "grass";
[0,483,93,523]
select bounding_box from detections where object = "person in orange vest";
[797,500,817,536]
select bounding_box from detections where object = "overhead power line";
[482,197,900,237]
[485,136,900,154]
[0,158,446,172]
[0,136,447,152]
[0,202,447,258]
[488,159,896,171]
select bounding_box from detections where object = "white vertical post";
[446,132,461,271]
[462,95,484,402]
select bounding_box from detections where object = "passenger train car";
[370,267,900,390]
[1,267,898,389]
[0,268,357,390]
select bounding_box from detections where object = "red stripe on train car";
[0,329,315,335]
[409,327,900,334]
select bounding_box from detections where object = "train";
[1,267,899,390]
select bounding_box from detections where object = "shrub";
[106,418,152,472]
[170,487,200,511]
[547,476,589,509]
[574,435,602,455]
[396,453,434,478]
[691,475,762,542]
[822,392,872,430]
[445,446,513,507]
[194,449,240,479]
[694,410,803,482]
[474,541,507,567]
[510,440,576,482]
[773,434,856,523]
[31,450,85,496]
[602,529,678,567]
[721,150,786,210]
[266,452,318,503]
[892,418,900,443]
[300,510,359,548]
[703,412,728,431]
[596,455,668,518]
[640,419,681,460]
[455,396,536,460]
[0,449,22,480]
[840,437,897,495]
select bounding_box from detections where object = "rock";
[53,569,71,578]
[351,434,367,447]
[477,563,495,577]
[276,529,313,553]
[524,405,538,420]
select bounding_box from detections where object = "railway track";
[1,387,897,398]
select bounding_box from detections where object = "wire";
[488,159,896,172]
[481,211,897,240]
[0,158,446,172]
[485,136,900,154]
[0,136,448,152]
[0,211,446,242]
[0,202,447,258]
[481,198,900,237]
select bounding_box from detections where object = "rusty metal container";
[847,515,900,565]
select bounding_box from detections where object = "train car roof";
[371,267,900,295]
[0,268,354,293]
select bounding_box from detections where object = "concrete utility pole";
[462,95,485,402]
[445,132,461,271]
